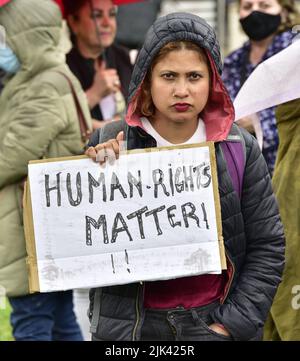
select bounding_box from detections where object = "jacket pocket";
[197,317,233,341]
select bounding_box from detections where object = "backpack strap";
[226,122,247,161]
[220,124,246,199]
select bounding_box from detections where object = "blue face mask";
[0,46,20,74]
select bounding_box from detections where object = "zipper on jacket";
[220,251,235,304]
[132,281,143,341]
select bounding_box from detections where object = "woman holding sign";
[85,13,285,341]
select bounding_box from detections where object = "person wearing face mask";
[222,0,300,176]
[0,46,18,93]
[0,0,93,341]
[64,0,133,130]
[0,45,20,75]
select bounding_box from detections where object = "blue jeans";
[141,301,233,341]
[9,291,83,341]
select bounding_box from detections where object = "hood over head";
[126,12,235,142]
[0,0,63,76]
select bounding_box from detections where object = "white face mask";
[0,45,20,74]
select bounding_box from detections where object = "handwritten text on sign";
[28,144,223,292]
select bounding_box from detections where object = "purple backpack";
[220,124,246,199]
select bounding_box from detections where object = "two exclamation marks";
[111,249,130,274]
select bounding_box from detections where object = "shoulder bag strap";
[56,71,91,143]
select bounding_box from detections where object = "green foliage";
[0,299,13,341]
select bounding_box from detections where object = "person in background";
[263,98,300,340]
[65,0,133,129]
[222,0,299,175]
[0,0,92,341]
[85,12,285,341]
[63,0,133,340]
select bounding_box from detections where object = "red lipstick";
[174,103,190,112]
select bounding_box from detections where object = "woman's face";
[150,49,210,125]
[69,0,117,50]
[239,0,282,18]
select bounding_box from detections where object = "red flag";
[0,0,144,10]
[53,0,145,18]
[0,0,11,7]
[53,0,66,17]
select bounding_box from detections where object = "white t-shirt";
[141,117,206,147]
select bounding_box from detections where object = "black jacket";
[66,44,133,121]
[88,123,284,341]
[87,13,285,341]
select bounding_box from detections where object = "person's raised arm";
[85,60,121,110]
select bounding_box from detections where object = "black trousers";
[141,301,233,341]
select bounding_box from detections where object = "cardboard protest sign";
[24,142,226,293]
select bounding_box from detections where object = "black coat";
[88,123,285,341]
[87,13,285,341]
[66,44,133,121]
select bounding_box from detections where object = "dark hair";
[239,0,300,32]
[64,0,88,16]
[64,0,90,45]
[277,0,300,32]
[139,41,209,118]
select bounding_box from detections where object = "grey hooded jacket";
[88,13,285,341]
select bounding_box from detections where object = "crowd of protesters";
[0,0,299,341]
